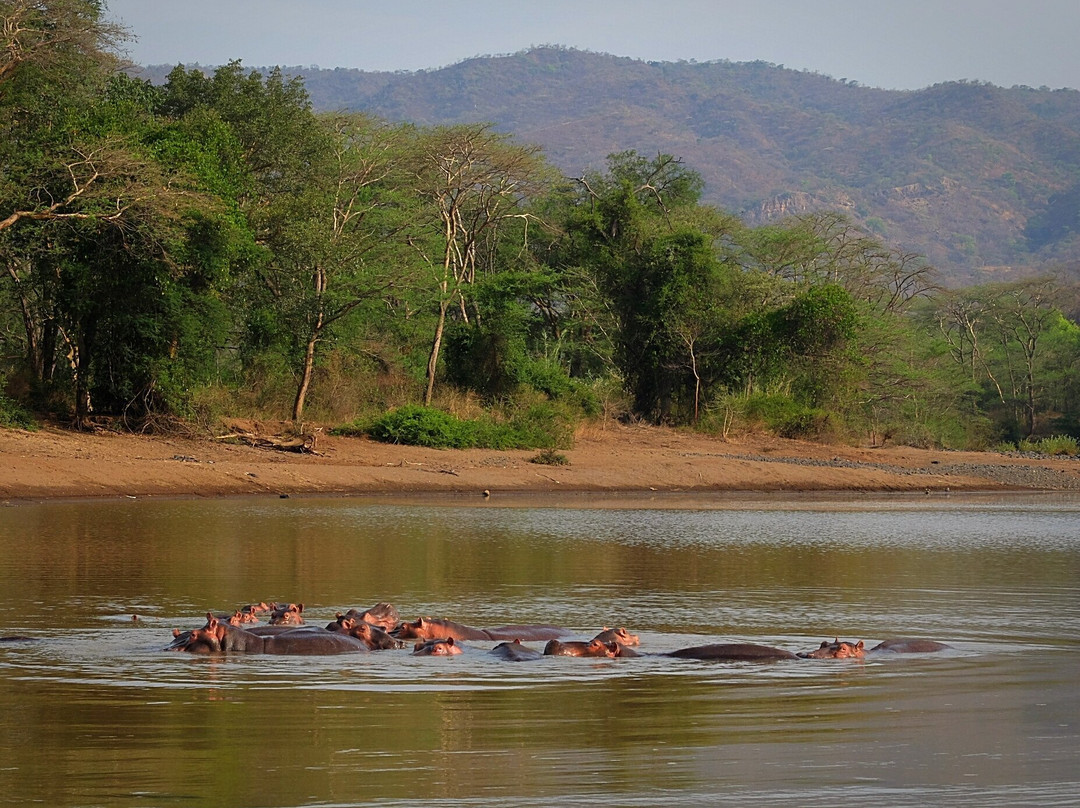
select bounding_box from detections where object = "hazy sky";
[104,0,1080,92]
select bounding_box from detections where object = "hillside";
[137,48,1080,284]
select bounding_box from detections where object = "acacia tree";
[933,277,1070,439]
[0,0,130,235]
[988,278,1062,437]
[262,114,419,423]
[407,123,552,404]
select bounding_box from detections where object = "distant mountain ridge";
[137,47,1080,284]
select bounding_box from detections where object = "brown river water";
[1,493,1078,807]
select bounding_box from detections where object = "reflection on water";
[1,494,1078,807]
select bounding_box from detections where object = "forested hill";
[139,47,1080,284]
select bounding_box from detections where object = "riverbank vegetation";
[1,1,1078,450]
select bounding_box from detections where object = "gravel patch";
[683,452,1080,490]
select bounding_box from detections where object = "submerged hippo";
[411,637,463,656]
[171,614,368,655]
[490,640,543,662]
[338,618,404,650]
[798,637,952,658]
[666,643,798,661]
[327,602,400,633]
[591,627,641,647]
[268,602,305,625]
[395,617,567,642]
[216,602,271,626]
[544,638,623,658]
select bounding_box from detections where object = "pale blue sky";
[105,0,1080,91]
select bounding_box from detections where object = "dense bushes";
[333,403,573,450]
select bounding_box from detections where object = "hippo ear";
[297,603,304,613]
[833,637,839,644]
[172,628,181,637]
[856,641,865,650]
[820,641,829,648]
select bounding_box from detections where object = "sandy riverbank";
[3,420,1079,503]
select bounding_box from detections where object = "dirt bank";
[3,421,1079,503]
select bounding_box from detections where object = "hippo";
[209,602,271,626]
[395,617,568,642]
[666,643,798,661]
[327,602,400,633]
[411,637,463,656]
[338,618,404,650]
[171,614,367,655]
[592,627,640,647]
[798,637,952,658]
[798,639,866,659]
[269,603,304,625]
[489,640,543,662]
[544,638,619,658]
[870,638,952,653]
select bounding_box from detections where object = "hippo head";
[412,637,461,656]
[358,602,400,631]
[225,609,259,626]
[394,617,429,640]
[585,638,619,658]
[269,602,304,625]
[798,638,866,659]
[173,613,228,653]
[593,627,641,646]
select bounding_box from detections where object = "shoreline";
[3,421,1079,504]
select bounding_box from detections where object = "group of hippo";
[166,601,951,661]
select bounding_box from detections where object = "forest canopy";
[1,1,1077,450]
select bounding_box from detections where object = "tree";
[260,114,419,422]
[987,278,1063,437]
[1,5,236,424]
[557,151,746,422]
[407,123,553,404]
[0,0,129,236]
[0,0,122,87]
[933,277,1072,439]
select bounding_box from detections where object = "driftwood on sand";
[214,429,320,454]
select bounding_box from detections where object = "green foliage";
[530,448,570,466]
[1017,435,1079,455]
[363,405,475,448]
[741,393,832,440]
[0,393,37,430]
[337,403,573,450]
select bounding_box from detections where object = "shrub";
[530,448,570,466]
[1018,435,1078,456]
[0,394,37,430]
[366,405,477,448]
[742,393,830,439]
[339,404,575,451]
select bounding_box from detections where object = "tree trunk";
[293,269,327,423]
[424,297,449,405]
[292,329,319,423]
